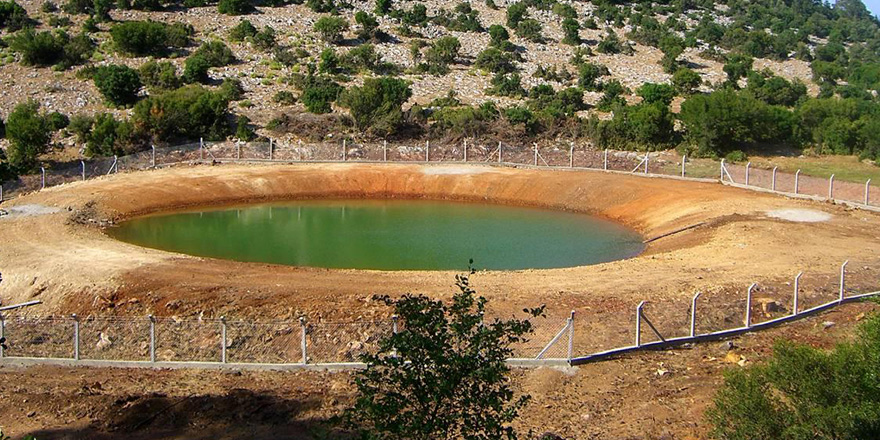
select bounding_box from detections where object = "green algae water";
[110,200,644,271]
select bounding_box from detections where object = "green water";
[109,200,644,271]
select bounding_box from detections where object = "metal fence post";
[567,310,575,361]
[719,159,724,181]
[681,155,686,178]
[569,144,574,168]
[269,139,274,161]
[745,162,751,186]
[795,170,801,194]
[41,167,46,189]
[635,301,645,347]
[839,260,849,302]
[603,149,608,170]
[81,161,86,181]
[690,292,701,337]
[463,139,468,162]
[237,142,241,161]
[0,314,4,358]
[425,140,429,162]
[151,145,156,168]
[199,137,204,161]
[498,141,503,163]
[300,317,307,365]
[342,139,346,161]
[149,315,156,363]
[533,143,538,166]
[793,272,803,315]
[867,179,872,205]
[745,283,757,327]
[383,140,387,162]
[644,154,648,174]
[828,174,835,199]
[72,314,80,361]
[772,166,778,191]
[220,316,227,363]
[391,314,399,358]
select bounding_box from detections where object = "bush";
[637,83,675,106]
[597,79,627,111]
[487,72,525,97]
[46,111,69,130]
[723,53,754,86]
[139,60,182,91]
[577,62,610,91]
[345,273,542,439]
[488,24,509,46]
[219,78,244,101]
[339,76,412,135]
[314,15,349,43]
[5,100,51,172]
[0,0,30,31]
[746,70,807,107]
[182,54,211,84]
[474,47,516,74]
[506,2,527,28]
[93,64,142,107]
[235,114,255,141]
[597,31,632,55]
[401,3,428,26]
[436,2,483,32]
[111,21,191,56]
[193,41,235,67]
[515,18,542,43]
[229,19,257,41]
[8,29,65,67]
[67,113,94,143]
[672,67,701,95]
[85,113,135,157]
[252,26,276,51]
[354,11,381,41]
[708,312,880,440]
[561,17,580,45]
[218,0,252,14]
[272,90,296,105]
[374,0,391,15]
[300,75,342,114]
[132,85,231,141]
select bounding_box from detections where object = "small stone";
[719,341,735,351]
[823,321,835,329]
[27,411,36,417]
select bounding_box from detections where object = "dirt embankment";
[0,162,877,324]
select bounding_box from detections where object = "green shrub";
[374,0,391,15]
[672,67,701,95]
[8,29,65,67]
[504,105,538,134]
[488,24,509,46]
[515,18,542,43]
[182,54,211,84]
[67,113,94,143]
[219,78,245,101]
[596,79,627,111]
[355,11,383,41]
[300,75,342,114]
[708,313,880,440]
[85,113,135,156]
[229,19,257,41]
[272,90,296,105]
[314,15,349,43]
[111,21,191,56]
[252,26,276,51]
[429,103,498,137]
[417,35,460,75]
[46,111,69,130]
[338,76,411,135]
[93,64,142,107]
[193,41,235,67]
[506,2,526,28]
[0,0,30,31]
[218,0,253,15]
[597,31,632,55]
[132,85,232,141]
[561,17,580,45]
[487,72,525,97]
[746,70,807,107]
[5,100,51,172]
[306,0,335,13]
[475,47,516,74]
[577,62,610,91]
[723,53,754,87]
[436,2,483,32]
[138,60,182,91]
[235,114,255,141]
[637,83,675,106]
[401,3,428,26]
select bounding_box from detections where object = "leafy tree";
[93,64,142,107]
[597,79,627,111]
[5,100,51,172]
[475,47,516,74]
[672,67,701,95]
[577,62,610,91]
[505,2,526,29]
[85,113,134,157]
[637,83,675,106]
[355,11,381,41]
[132,85,231,141]
[346,272,543,440]
[111,21,191,56]
[0,0,29,31]
[723,53,754,87]
[374,0,391,15]
[488,24,510,47]
[401,3,427,26]
[561,17,580,45]
[229,19,258,41]
[515,18,542,43]
[418,36,460,75]
[183,54,211,84]
[139,60,182,91]
[339,76,412,135]
[217,0,253,15]
[314,15,349,43]
[300,75,342,114]
[746,70,807,107]
[193,41,236,67]
[708,312,880,440]
[8,29,66,67]
[235,114,255,141]
[252,26,277,51]
[659,34,684,74]
[487,72,525,97]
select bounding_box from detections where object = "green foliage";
[561,17,580,45]
[314,15,348,43]
[435,2,483,32]
[374,0,391,15]
[708,312,880,440]
[354,11,381,41]
[795,97,880,158]
[217,0,253,15]
[680,88,795,156]
[5,100,51,172]
[745,70,807,107]
[252,26,276,51]
[474,47,516,74]
[723,53,754,87]
[67,113,94,144]
[0,0,30,31]
[193,41,236,67]
[272,90,297,105]
[590,101,675,149]
[488,24,509,47]
[400,3,428,26]
[488,72,525,97]
[84,112,135,157]
[93,0,112,21]
[552,2,575,19]
[672,67,701,95]
[637,83,675,106]
[429,102,498,137]
[111,20,191,56]
[515,18,542,43]
[339,76,412,135]
[229,19,258,41]
[659,34,684,74]
[235,114,255,141]
[577,62,609,91]
[219,78,244,101]
[346,273,543,440]
[182,54,211,84]
[93,64,142,107]
[597,31,632,55]
[527,86,586,118]
[9,29,94,70]
[306,0,336,13]
[132,85,231,141]
[534,65,572,83]
[505,2,526,29]
[417,36,460,75]
[596,79,627,111]
[139,60,182,91]
[300,74,342,114]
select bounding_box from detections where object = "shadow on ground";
[22,389,347,440]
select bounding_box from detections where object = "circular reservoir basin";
[109,200,644,271]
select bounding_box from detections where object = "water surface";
[110,200,644,270]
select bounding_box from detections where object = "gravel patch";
[765,208,832,223]
[422,166,495,175]
[0,204,62,219]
